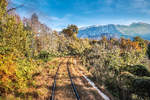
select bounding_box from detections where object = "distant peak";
[79,24,116,30]
[130,22,149,26]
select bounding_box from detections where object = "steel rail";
[67,58,80,100]
[50,59,63,100]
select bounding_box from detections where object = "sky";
[11,0,150,31]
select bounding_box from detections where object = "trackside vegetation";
[1,0,150,100]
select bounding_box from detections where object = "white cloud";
[119,0,150,14]
[39,14,73,31]
[105,0,113,5]
[132,0,149,8]
[132,0,150,14]
[41,16,61,21]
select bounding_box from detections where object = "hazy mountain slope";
[78,24,123,39]
[117,22,150,40]
[78,22,150,40]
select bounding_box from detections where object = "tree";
[147,43,150,59]
[62,24,78,37]
[0,0,7,20]
[0,0,35,96]
[133,36,146,48]
[0,0,32,56]
[31,13,39,33]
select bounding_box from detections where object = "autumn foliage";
[0,0,36,96]
[120,38,141,50]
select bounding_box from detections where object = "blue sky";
[11,0,150,31]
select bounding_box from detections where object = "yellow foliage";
[0,54,17,92]
[0,0,35,95]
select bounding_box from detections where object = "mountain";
[78,22,150,40]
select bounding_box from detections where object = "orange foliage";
[131,41,141,50]
[120,38,141,50]
[102,36,107,42]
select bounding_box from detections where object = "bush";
[124,65,150,77]
[0,54,17,94]
[0,53,36,95]
[132,77,150,99]
[147,44,150,59]
[37,51,56,62]
[38,51,50,62]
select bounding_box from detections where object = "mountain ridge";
[78,22,150,40]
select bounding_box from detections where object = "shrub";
[132,77,150,99]
[0,54,17,94]
[124,65,150,77]
[147,44,150,59]
[0,53,36,95]
[38,51,50,62]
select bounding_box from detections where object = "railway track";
[50,57,80,100]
